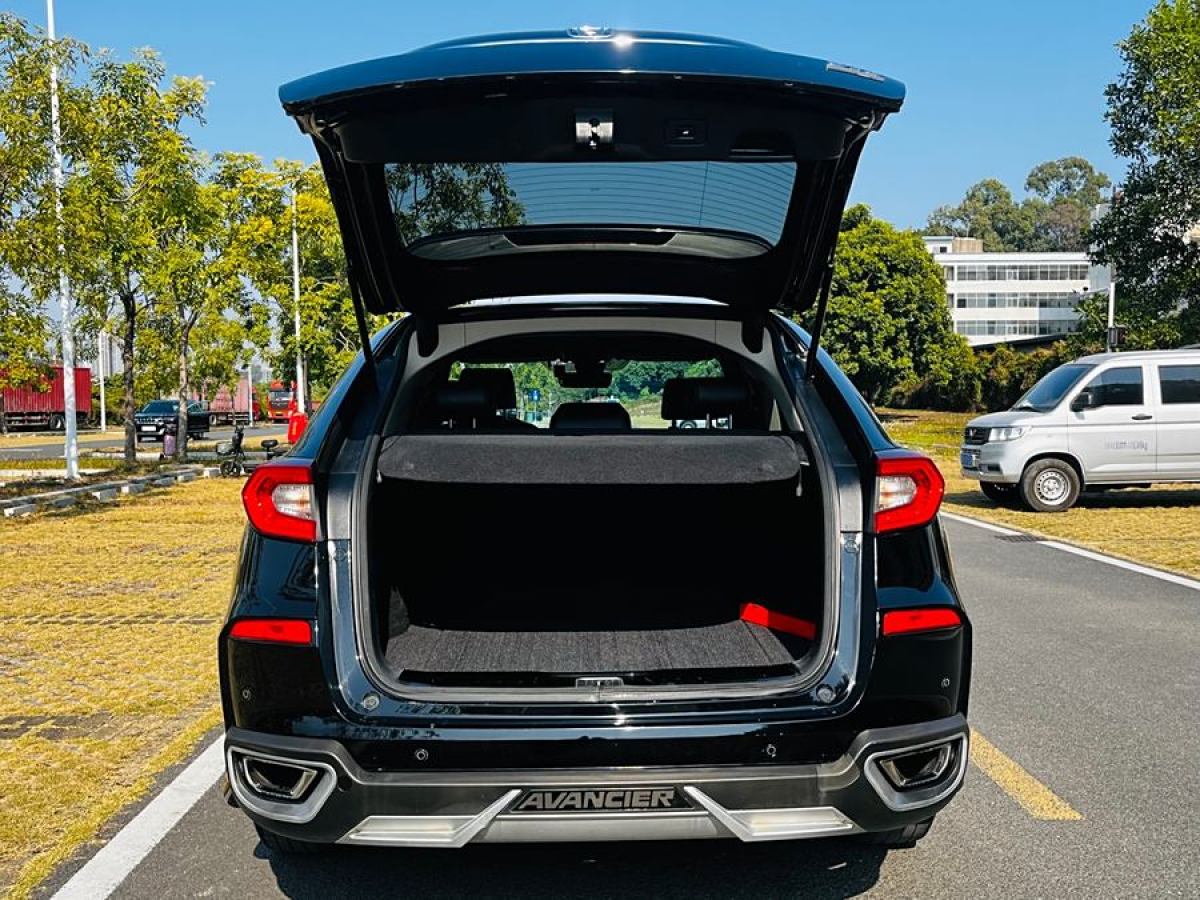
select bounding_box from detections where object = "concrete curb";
[0,466,220,519]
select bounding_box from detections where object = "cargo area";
[369,433,825,687]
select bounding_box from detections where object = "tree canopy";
[1088,0,1200,349]
[927,157,1111,252]
[820,205,980,410]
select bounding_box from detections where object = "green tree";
[0,16,91,437]
[67,51,207,461]
[1024,157,1111,251]
[820,205,979,408]
[926,179,1036,252]
[1089,0,1200,348]
[927,158,1111,252]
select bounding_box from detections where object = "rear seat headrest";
[661,377,750,421]
[549,401,632,432]
[457,368,518,411]
[431,383,492,419]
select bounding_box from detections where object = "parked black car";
[221,30,971,855]
[133,400,210,442]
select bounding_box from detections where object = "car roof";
[1076,350,1200,364]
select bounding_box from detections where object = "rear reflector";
[241,462,316,543]
[229,618,314,645]
[881,607,962,637]
[739,602,817,639]
[874,450,945,533]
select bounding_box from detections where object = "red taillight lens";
[241,462,315,543]
[228,618,314,645]
[881,607,962,637]
[874,450,945,533]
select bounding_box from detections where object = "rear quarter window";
[1158,365,1200,404]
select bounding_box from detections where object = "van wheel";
[48,413,66,432]
[254,824,327,855]
[1020,459,1080,512]
[860,818,933,848]
[979,482,1018,506]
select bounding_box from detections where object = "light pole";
[46,0,79,479]
[1105,269,1117,353]
[291,187,306,413]
[97,331,106,432]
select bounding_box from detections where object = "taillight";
[228,618,314,645]
[874,450,945,533]
[241,462,315,542]
[881,607,962,637]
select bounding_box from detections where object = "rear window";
[385,161,797,248]
[449,359,725,429]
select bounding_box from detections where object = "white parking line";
[940,512,1021,537]
[52,737,225,900]
[943,512,1200,593]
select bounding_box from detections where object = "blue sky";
[10,0,1149,228]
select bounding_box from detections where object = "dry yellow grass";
[0,432,120,450]
[0,478,245,898]
[882,409,1200,579]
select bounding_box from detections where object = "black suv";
[134,399,210,442]
[221,30,970,854]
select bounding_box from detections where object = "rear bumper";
[225,715,968,846]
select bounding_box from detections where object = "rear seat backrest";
[549,402,632,432]
[661,377,751,424]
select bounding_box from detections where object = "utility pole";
[97,331,106,432]
[291,187,306,413]
[47,0,79,479]
[1106,269,1117,353]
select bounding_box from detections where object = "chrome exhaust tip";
[863,734,968,811]
[226,747,337,824]
[240,756,320,801]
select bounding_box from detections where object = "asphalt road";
[0,425,288,460]
[51,518,1200,898]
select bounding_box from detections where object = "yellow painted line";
[969,728,1083,821]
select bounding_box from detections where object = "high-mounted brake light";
[241,462,316,543]
[874,450,944,533]
[881,607,962,637]
[228,618,314,645]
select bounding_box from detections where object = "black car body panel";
[220,32,969,849]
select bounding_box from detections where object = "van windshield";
[1012,364,1095,412]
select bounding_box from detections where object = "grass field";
[880,408,1200,579]
[0,478,245,898]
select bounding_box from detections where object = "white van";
[961,350,1200,511]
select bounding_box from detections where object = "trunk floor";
[385,621,804,674]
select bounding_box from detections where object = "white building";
[923,236,1110,347]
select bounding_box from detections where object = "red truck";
[0,365,92,431]
[266,381,295,423]
[192,376,260,427]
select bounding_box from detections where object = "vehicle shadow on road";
[263,837,887,898]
